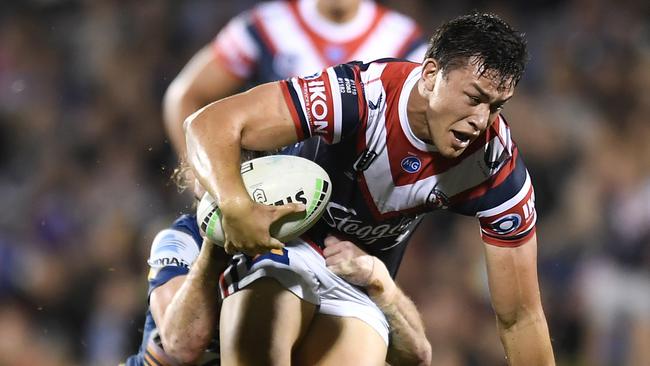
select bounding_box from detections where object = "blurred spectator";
[0,0,648,365]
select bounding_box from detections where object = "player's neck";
[316,1,360,23]
[407,80,433,144]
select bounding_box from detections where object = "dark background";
[0,0,648,365]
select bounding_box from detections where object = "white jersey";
[213,0,427,83]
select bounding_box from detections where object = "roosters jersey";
[213,0,426,83]
[280,60,537,277]
[124,215,220,366]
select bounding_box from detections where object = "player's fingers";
[224,241,236,255]
[323,235,340,247]
[267,237,285,251]
[325,252,345,266]
[327,261,342,273]
[328,260,358,280]
[270,202,306,221]
[323,242,341,258]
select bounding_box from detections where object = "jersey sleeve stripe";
[144,349,164,366]
[451,147,520,206]
[280,80,310,140]
[143,352,160,366]
[477,170,531,218]
[355,69,368,130]
[451,155,527,216]
[333,64,364,139]
[478,175,536,247]
[326,67,343,143]
[481,210,537,241]
[481,226,536,247]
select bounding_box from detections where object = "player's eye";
[490,104,504,113]
[468,95,481,105]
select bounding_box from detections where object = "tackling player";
[122,208,431,365]
[185,13,555,365]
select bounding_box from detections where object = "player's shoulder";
[151,215,201,256]
[170,214,202,242]
[322,59,418,94]
[354,58,418,72]
[354,58,419,86]
[148,214,202,270]
[486,114,516,153]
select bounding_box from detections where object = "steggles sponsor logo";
[322,202,414,244]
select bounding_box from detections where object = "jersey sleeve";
[279,63,366,144]
[146,228,200,296]
[212,10,260,79]
[474,148,537,247]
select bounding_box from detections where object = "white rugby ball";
[196,155,332,245]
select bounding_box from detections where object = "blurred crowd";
[0,0,648,365]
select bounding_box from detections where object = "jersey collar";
[398,66,438,152]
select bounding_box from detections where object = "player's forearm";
[184,100,249,206]
[160,242,221,363]
[497,309,555,366]
[366,258,432,366]
[380,290,432,366]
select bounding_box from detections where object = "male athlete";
[124,1,430,364]
[123,213,431,365]
[185,12,555,366]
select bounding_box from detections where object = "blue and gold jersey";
[124,214,220,366]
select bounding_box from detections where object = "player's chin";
[439,145,465,158]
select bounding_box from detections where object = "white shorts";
[219,239,389,345]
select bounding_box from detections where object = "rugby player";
[124,0,431,364]
[185,12,555,365]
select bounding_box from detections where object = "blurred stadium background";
[0,0,648,365]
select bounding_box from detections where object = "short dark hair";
[425,13,529,90]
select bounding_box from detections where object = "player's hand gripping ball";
[197,155,332,246]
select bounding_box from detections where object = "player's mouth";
[451,130,473,149]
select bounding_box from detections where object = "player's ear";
[421,58,438,92]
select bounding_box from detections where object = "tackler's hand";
[323,235,376,286]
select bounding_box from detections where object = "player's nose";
[469,105,490,132]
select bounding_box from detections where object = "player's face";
[420,58,514,158]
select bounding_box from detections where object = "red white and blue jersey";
[280,60,537,277]
[213,0,426,84]
[124,215,220,366]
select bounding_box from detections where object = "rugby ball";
[196,155,332,245]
